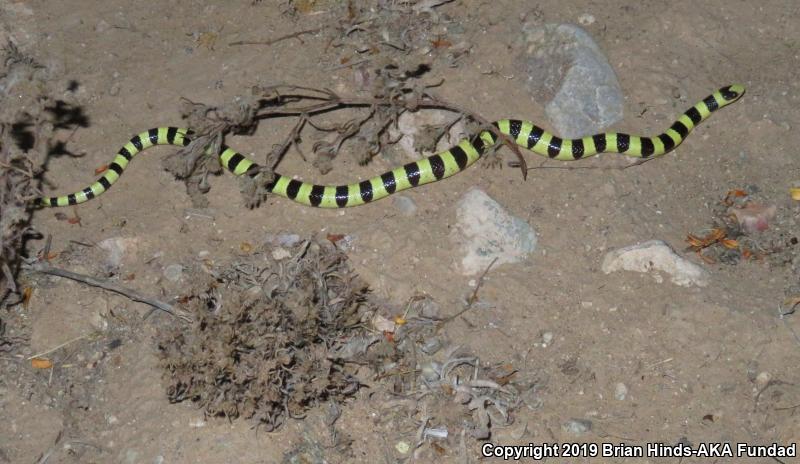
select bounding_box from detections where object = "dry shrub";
[158,237,374,431]
[0,43,79,305]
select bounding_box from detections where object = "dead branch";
[252,84,529,178]
[25,262,191,322]
[438,257,497,324]
[228,27,325,47]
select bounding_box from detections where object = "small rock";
[266,233,301,248]
[271,248,291,260]
[89,310,108,331]
[392,195,418,216]
[601,240,709,287]
[188,419,206,428]
[388,110,467,160]
[163,264,183,282]
[614,382,628,400]
[541,331,554,347]
[420,361,441,382]
[420,337,442,355]
[395,441,411,455]
[577,13,595,26]
[755,371,771,387]
[728,203,777,235]
[98,237,139,268]
[451,188,538,275]
[372,314,396,333]
[516,23,623,138]
[562,418,593,434]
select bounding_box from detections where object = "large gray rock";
[516,23,623,138]
[451,188,537,275]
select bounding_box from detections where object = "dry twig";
[26,262,190,322]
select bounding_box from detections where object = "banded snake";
[37,85,744,209]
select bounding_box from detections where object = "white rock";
[451,188,538,275]
[755,371,771,387]
[271,248,291,260]
[601,240,709,287]
[98,237,139,268]
[389,110,467,160]
[614,382,628,400]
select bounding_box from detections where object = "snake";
[36,85,744,209]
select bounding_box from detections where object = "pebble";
[271,248,291,260]
[395,441,411,455]
[420,361,441,382]
[163,264,184,282]
[601,240,709,287]
[420,337,442,355]
[388,110,467,160]
[577,14,595,26]
[755,371,771,387]
[562,418,593,434]
[614,382,628,401]
[392,195,418,216]
[89,310,108,331]
[451,188,538,275]
[516,23,623,138]
[188,418,206,428]
[266,233,301,248]
[541,331,554,347]
[98,237,139,268]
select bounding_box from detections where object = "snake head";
[720,84,745,103]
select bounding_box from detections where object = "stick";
[228,27,323,47]
[251,86,531,180]
[26,262,191,322]
[439,257,498,324]
[26,333,90,360]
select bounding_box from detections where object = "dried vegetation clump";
[157,238,375,431]
[0,43,82,306]
[686,187,796,267]
[165,0,527,209]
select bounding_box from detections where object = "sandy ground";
[2,0,799,463]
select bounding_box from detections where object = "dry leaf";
[22,286,32,309]
[31,358,53,369]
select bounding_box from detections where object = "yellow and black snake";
[37,85,744,209]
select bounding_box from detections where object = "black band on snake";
[37,85,744,209]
